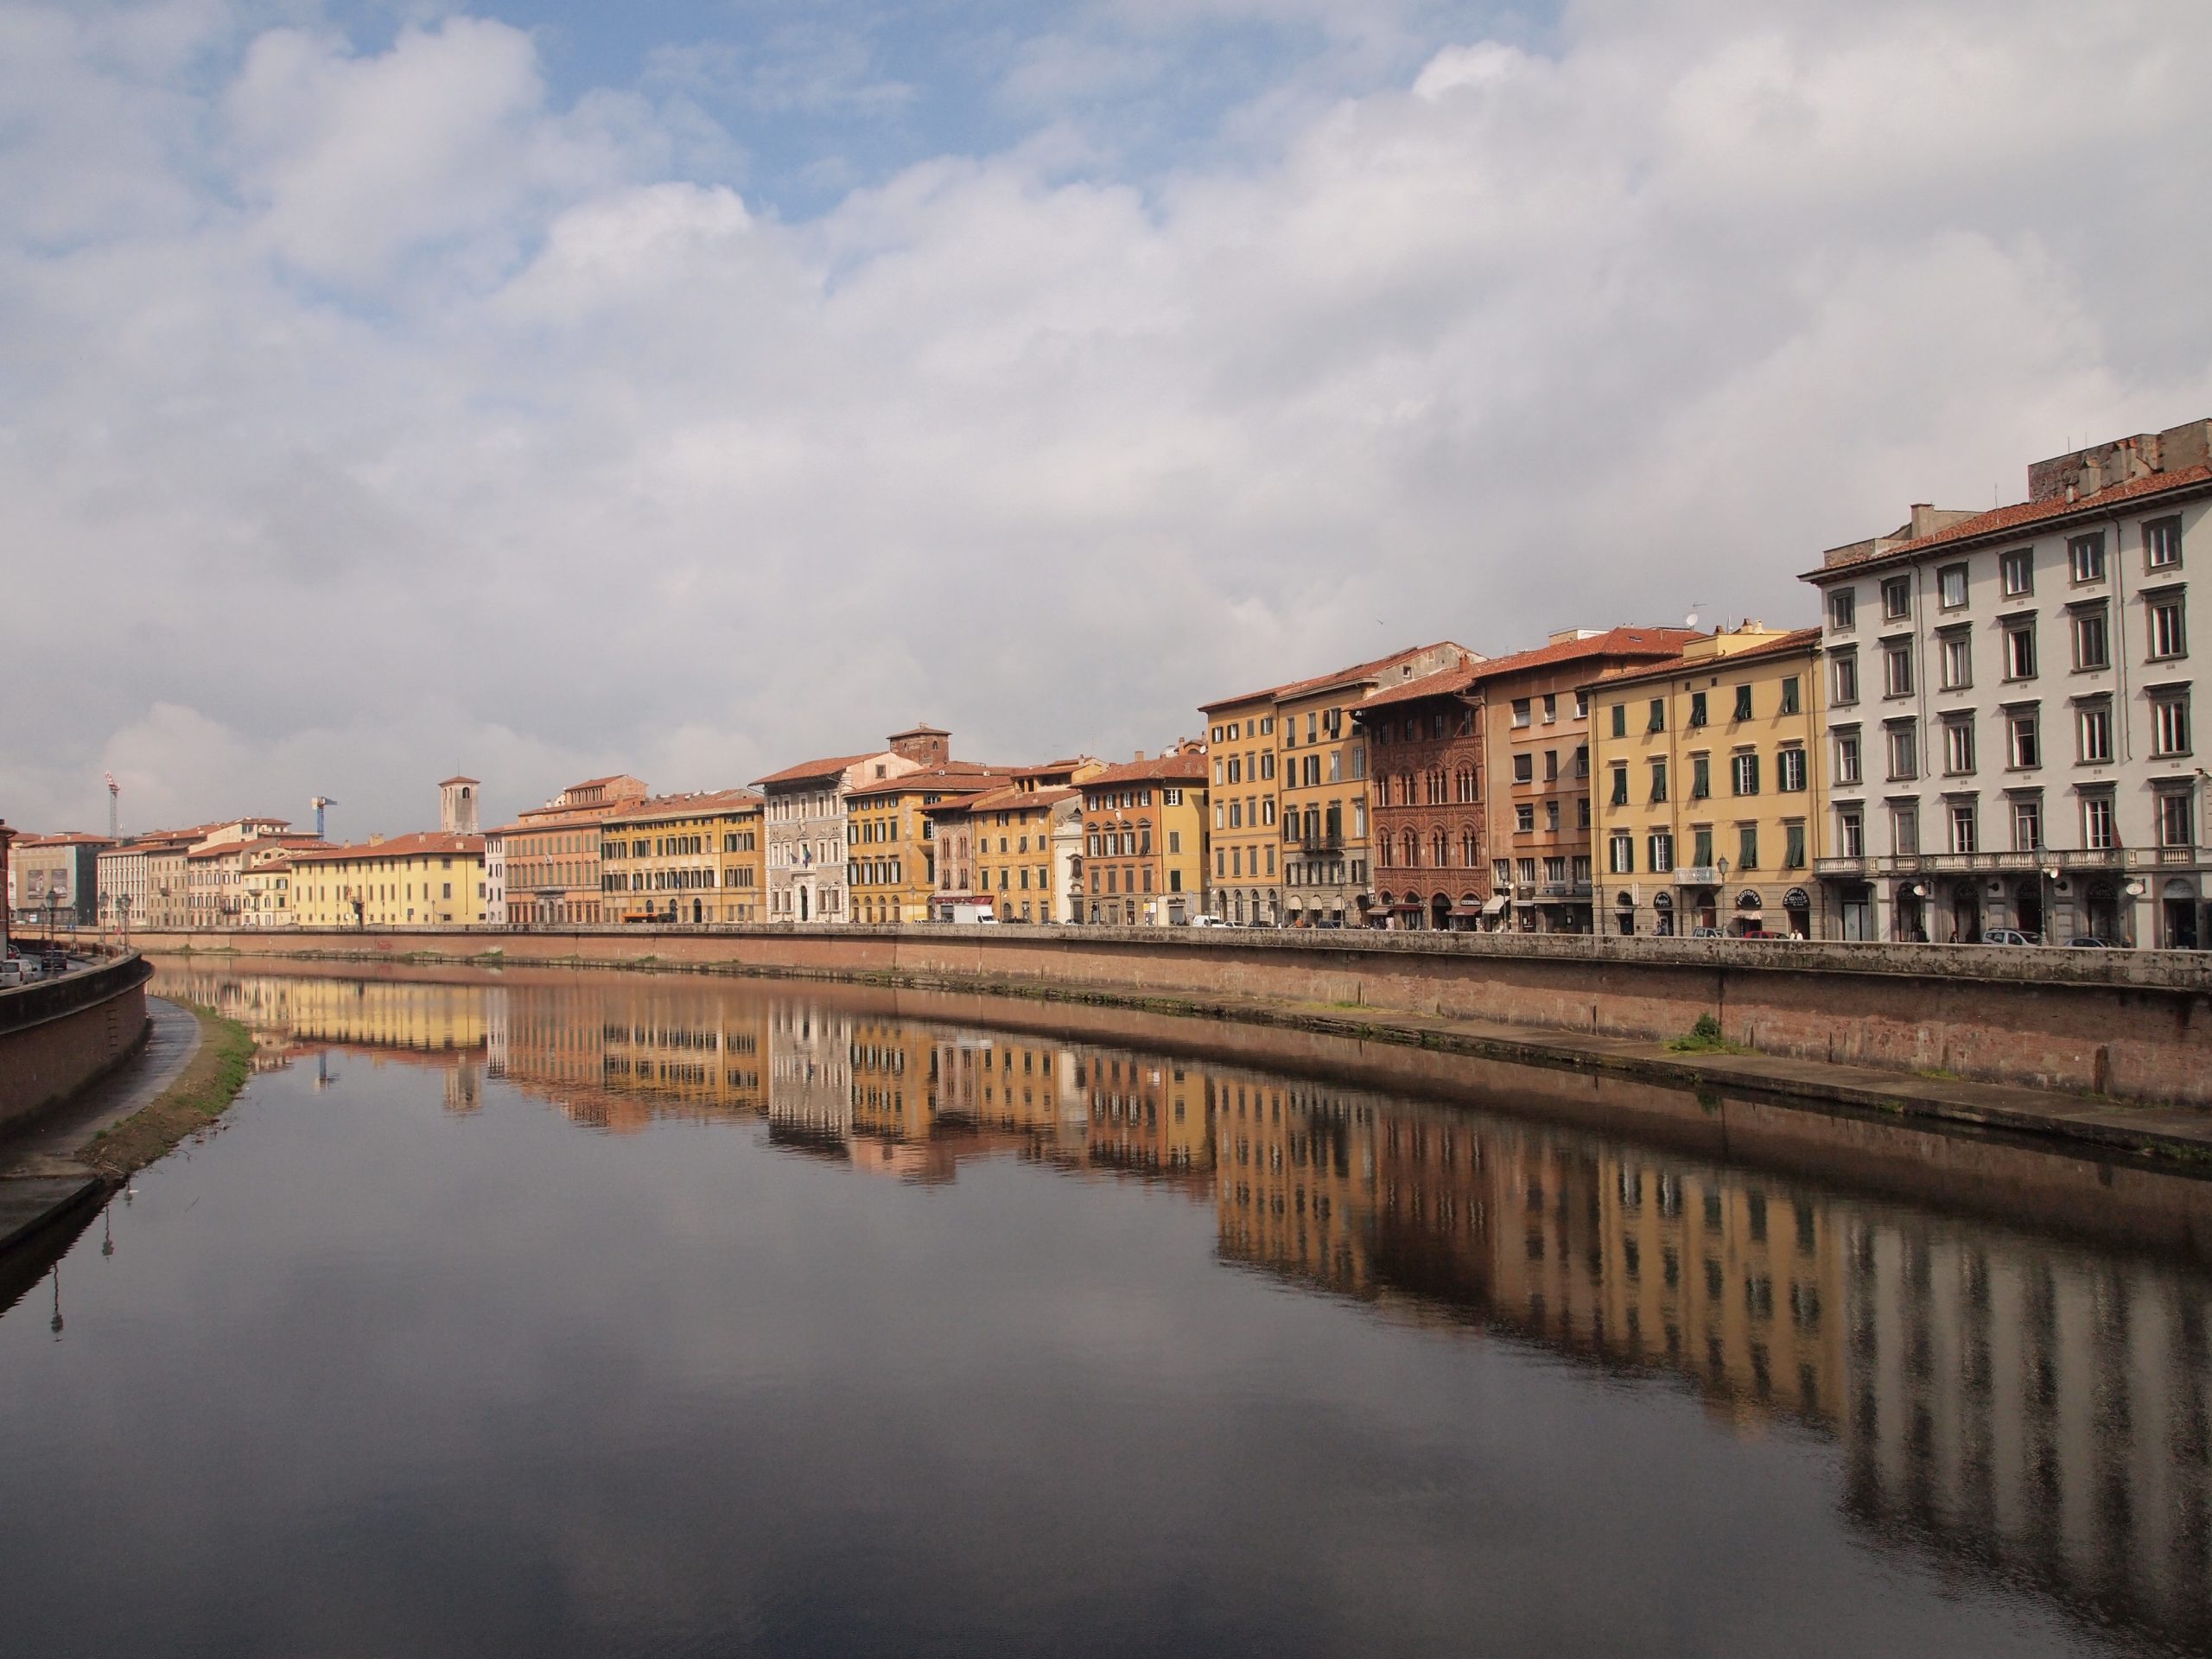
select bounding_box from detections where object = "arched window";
[1402,830,1420,868]
[1433,830,1450,867]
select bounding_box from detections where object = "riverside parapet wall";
[0,952,153,1128]
[130,925,2212,1109]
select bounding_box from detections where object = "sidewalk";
[0,996,202,1253]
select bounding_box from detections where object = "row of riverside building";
[6,419,2208,949]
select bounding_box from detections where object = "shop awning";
[1449,903,1486,917]
[1482,896,1509,915]
[1389,901,1422,912]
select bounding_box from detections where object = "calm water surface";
[2,963,2209,1657]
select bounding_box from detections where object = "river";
[2,961,2208,1657]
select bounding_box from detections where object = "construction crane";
[310,796,337,839]
[105,772,118,840]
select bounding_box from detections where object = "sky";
[5,0,2210,839]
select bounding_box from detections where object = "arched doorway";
[1375,892,1394,928]
[1950,880,1982,944]
[1733,889,1764,937]
[1431,893,1451,931]
[798,886,810,922]
[2085,880,2118,943]
[1782,887,1811,940]
[691,897,703,925]
[1652,891,1675,936]
[2014,877,2044,939]
[1614,893,1636,936]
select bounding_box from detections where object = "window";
[1574,690,1589,719]
[1544,750,1560,783]
[1609,763,1629,807]
[2012,796,2043,852]
[1689,691,1707,728]
[2071,605,2110,671]
[1942,716,1975,776]
[1732,684,1753,721]
[2145,517,2183,571]
[2006,709,2040,769]
[1832,652,1859,705]
[1731,753,1760,796]
[2148,594,2187,660]
[2003,620,2037,681]
[2000,548,2034,597]
[1779,677,1801,715]
[1784,823,1806,868]
[1693,827,1714,868]
[1948,801,1978,855]
[2158,789,2196,849]
[1608,833,1634,875]
[1881,575,1911,620]
[1938,563,1968,608]
[2152,690,2192,758]
[1777,747,1807,792]
[1737,825,1759,869]
[1648,832,1675,873]
[2076,701,2113,764]
[1512,698,1532,728]
[1883,639,1915,697]
[1515,803,1535,833]
[1648,698,1666,733]
[1940,632,1973,690]
[2082,792,2116,850]
[1691,755,1711,799]
[1513,753,1534,785]
[1834,730,1861,785]
[2069,532,2106,584]
[1541,693,1557,724]
[1546,801,1561,831]
[1610,703,1626,738]
[1649,760,1669,803]
[1886,721,1918,780]
[1827,588,1856,631]
[1891,803,1920,856]
[1837,806,1864,859]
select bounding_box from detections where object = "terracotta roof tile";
[1360,627,1700,710]
[1200,641,1474,712]
[1086,752,1210,787]
[847,763,1009,800]
[293,832,486,863]
[601,789,763,824]
[752,753,883,787]
[1585,626,1822,689]
[1807,466,2212,579]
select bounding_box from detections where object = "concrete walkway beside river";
[0,996,200,1252]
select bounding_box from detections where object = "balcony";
[1813,857,1865,878]
[1297,834,1344,853]
[1676,866,1720,887]
[1539,881,1594,899]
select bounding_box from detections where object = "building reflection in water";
[158,965,2212,1653]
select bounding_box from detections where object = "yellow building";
[292,832,487,928]
[1586,626,1824,938]
[845,765,1012,924]
[1079,746,1210,925]
[926,760,1103,924]
[1197,687,1284,925]
[238,856,298,926]
[600,790,766,925]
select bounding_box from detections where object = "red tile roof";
[1585,626,1822,689]
[438,775,480,786]
[752,753,883,788]
[1086,752,1210,787]
[1201,642,1473,712]
[601,788,763,824]
[293,832,486,863]
[1360,627,1700,710]
[928,784,1078,816]
[846,763,1009,801]
[1806,466,2212,578]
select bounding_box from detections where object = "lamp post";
[1715,855,1730,934]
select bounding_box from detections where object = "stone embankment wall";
[0,953,153,1128]
[130,925,2212,1106]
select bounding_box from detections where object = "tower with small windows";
[439,776,480,836]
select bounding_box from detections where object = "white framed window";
[2076,702,2113,764]
[1834,729,1861,785]
[1940,632,1973,690]
[1948,801,1978,855]
[2082,792,2117,850]
[1837,807,1864,859]
[1827,588,1856,631]
[1731,752,1760,796]
[2147,594,2187,660]
[2152,690,2192,758]
[2071,605,2111,671]
[2158,790,2196,849]
[2000,548,2034,597]
[2069,532,2106,584]
[1885,721,1918,780]
[1608,833,1633,874]
[2005,709,2040,769]
[1777,747,1807,792]
[1938,563,1968,608]
[2145,517,2183,571]
[1648,832,1675,873]
[1883,639,1914,697]
[2012,796,2043,852]
[1942,717,1976,776]
[2003,621,2037,680]
[1831,652,1859,705]
[1881,575,1911,619]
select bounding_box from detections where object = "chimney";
[1909,503,1937,537]
[1133,749,1147,762]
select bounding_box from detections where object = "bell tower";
[439,776,480,836]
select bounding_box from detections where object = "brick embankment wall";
[0,953,153,1128]
[130,925,2212,1107]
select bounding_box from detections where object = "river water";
[3,963,2209,1658]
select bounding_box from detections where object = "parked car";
[1688,926,1726,939]
[2064,935,2113,948]
[1187,914,1227,928]
[0,953,35,987]
[1982,928,2041,946]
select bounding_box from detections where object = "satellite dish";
[1683,611,1700,629]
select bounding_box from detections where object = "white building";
[755,727,950,924]
[484,830,506,928]
[1805,420,2210,947]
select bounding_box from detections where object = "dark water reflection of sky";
[1,967,2206,1658]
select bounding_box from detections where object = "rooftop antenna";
[310,796,337,838]
[105,772,118,840]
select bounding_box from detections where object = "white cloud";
[3,0,2210,836]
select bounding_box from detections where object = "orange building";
[498,774,647,927]
[1079,744,1209,925]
